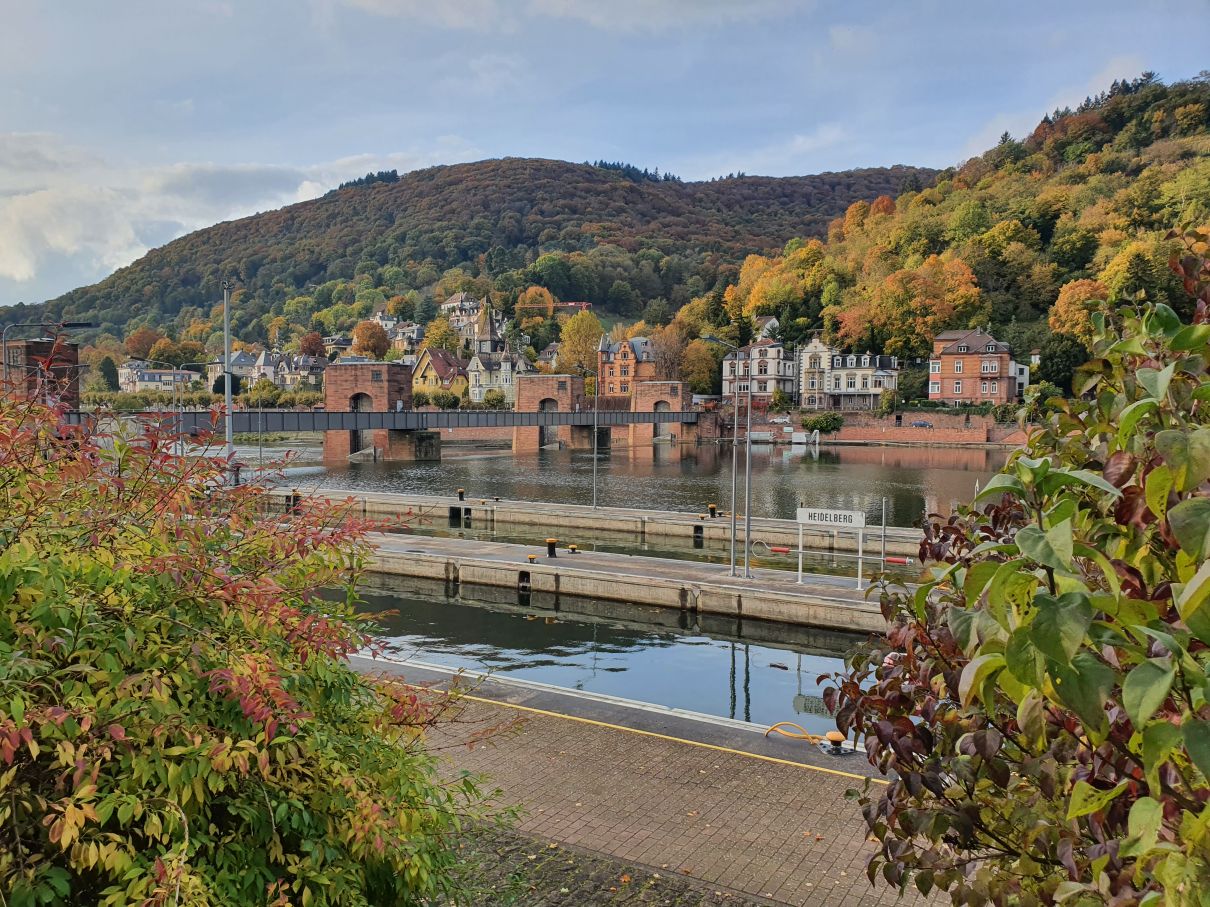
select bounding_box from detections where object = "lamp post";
[2,321,96,386]
[703,335,752,577]
[592,334,609,509]
[221,279,236,483]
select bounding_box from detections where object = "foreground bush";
[828,234,1210,903]
[801,412,844,434]
[0,393,491,905]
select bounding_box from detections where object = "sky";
[1,0,1206,305]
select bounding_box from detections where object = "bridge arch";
[350,392,373,412]
[538,397,559,447]
[652,399,671,439]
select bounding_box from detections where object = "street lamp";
[703,335,753,578]
[592,334,609,509]
[221,279,236,483]
[2,321,97,385]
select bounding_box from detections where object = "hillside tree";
[559,310,604,376]
[351,320,390,359]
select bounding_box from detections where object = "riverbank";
[267,488,922,558]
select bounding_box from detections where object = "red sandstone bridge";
[66,368,709,463]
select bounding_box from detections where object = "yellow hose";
[763,721,824,744]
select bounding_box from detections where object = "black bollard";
[546,538,557,558]
[457,487,465,501]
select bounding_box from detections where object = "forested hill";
[716,73,1210,361]
[12,158,935,343]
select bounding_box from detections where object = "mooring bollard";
[546,538,558,558]
[825,731,846,755]
[527,553,537,563]
[708,503,718,518]
[568,544,578,553]
[289,488,301,514]
[457,487,465,501]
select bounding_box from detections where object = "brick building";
[320,359,438,462]
[928,328,1029,405]
[598,338,656,396]
[3,338,81,406]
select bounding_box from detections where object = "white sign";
[797,507,865,528]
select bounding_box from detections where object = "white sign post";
[796,507,867,589]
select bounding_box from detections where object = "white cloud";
[960,54,1147,160]
[677,122,847,180]
[325,0,505,29]
[0,133,482,297]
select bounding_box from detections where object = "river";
[250,440,1007,527]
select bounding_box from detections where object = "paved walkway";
[429,691,929,907]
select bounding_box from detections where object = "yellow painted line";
[456,690,888,785]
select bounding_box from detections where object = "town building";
[467,347,533,404]
[118,361,203,394]
[206,350,258,390]
[598,337,657,396]
[440,292,486,331]
[411,346,469,399]
[390,321,424,353]
[4,339,81,406]
[721,340,796,403]
[536,342,560,370]
[799,336,901,410]
[754,315,780,340]
[322,335,352,357]
[928,328,1029,405]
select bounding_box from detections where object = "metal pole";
[2,324,12,385]
[881,496,887,568]
[729,355,739,576]
[222,280,235,483]
[856,527,864,591]
[592,361,600,508]
[743,358,753,579]
[797,520,804,584]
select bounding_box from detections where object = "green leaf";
[1121,658,1175,726]
[1183,720,1210,782]
[958,653,1005,707]
[1006,628,1045,687]
[974,473,1026,502]
[1168,498,1210,559]
[1137,363,1174,400]
[1122,797,1162,856]
[1171,323,1210,351]
[1149,303,1182,337]
[1116,399,1156,443]
[947,605,977,654]
[1016,689,1046,746]
[1144,465,1173,521]
[1016,522,1072,571]
[1156,428,1210,491]
[1066,779,1128,819]
[962,560,1001,606]
[1052,652,1114,733]
[1030,593,1092,663]
[1058,469,1123,498]
[1176,560,1210,636]
[1141,722,1182,794]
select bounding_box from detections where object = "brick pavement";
[434,698,932,907]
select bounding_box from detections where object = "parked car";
[770,415,792,424]
[910,419,933,428]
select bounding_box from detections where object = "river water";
[254,441,1007,527]
[354,576,867,734]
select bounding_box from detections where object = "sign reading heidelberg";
[797,507,866,528]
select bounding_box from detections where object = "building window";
[873,377,883,388]
[808,378,817,389]
[757,381,767,392]
[609,367,615,377]
[981,361,998,373]
[986,344,995,352]
[929,361,940,374]
[957,345,968,353]
[953,380,962,394]
[372,370,383,383]
[729,363,735,375]
[861,356,869,367]
[758,362,768,375]
[807,395,816,406]
[809,355,820,369]
[847,356,856,367]
[929,381,940,394]
[557,380,567,391]
[861,375,869,389]
[621,383,629,393]
[954,360,963,374]
[621,366,629,377]
[981,381,988,393]
[846,374,856,390]
[991,381,999,394]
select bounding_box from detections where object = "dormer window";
[985,344,995,352]
[847,356,856,367]
[861,356,869,367]
[957,345,969,353]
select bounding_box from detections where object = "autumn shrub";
[411,390,430,408]
[0,394,492,905]
[801,412,844,434]
[430,390,460,410]
[827,234,1210,904]
[482,389,507,409]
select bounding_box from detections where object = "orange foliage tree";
[1048,279,1108,346]
[351,320,390,359]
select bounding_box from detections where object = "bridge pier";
[323,428,441,464]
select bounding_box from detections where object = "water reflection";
[351,576,870,734]
[292,442,1007,527]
